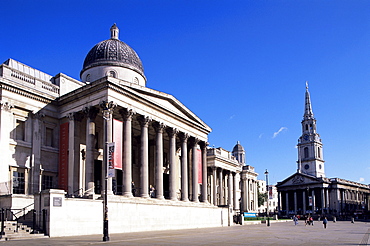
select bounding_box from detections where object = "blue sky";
[1,1,369,185]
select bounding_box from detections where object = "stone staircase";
[0,221,47,241]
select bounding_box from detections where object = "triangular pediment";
[276,172,319,188]
[120,82,211,132]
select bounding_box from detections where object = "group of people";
[131,182,156,198]
[293,215,328,228]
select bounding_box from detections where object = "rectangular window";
[13,171,25,194]
[42,175,53,190]
[15,120,25,141]
[45,127,54,147]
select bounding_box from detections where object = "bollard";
[333,216,336,223]
[351,217,354,223]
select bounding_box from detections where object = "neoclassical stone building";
[206,142,258,213]
[276,84,370,218]
[0,24,243,237]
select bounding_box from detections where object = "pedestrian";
[131,181,136,196]
[293,215,298,226]
[309,216,314,226]
[149,185,156,198]
[323,217,328,229]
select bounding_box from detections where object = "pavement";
[1,220,369,246]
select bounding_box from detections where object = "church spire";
[297,82,325,177]
[304,81,314,120]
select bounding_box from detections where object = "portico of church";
[58,77,211,203]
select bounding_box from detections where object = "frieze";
[292,176,305,184]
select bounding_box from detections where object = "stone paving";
[1,220,369,245]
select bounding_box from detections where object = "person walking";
[293,215,298,226]
[323,217,328,229]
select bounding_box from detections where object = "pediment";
[122,84,211,132]
[277,172,319,188]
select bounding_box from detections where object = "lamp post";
[265,169,270,226]
[100,101,116,242]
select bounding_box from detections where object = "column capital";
[0,101,14,112]
[67,112,84,121]
[119,108,135,121]
[83,106,99,120]
[179,132,189,142]
[138,115,152,127]
[32,111,45,120]
[189,137,200,147]
[99,101,116,120]
[166,127,178,137]
[153,122,166,133]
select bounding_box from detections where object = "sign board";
[244,212,257,217]
[308,196,313,206]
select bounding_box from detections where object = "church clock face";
[304,164,309,170]
[304,135,309,141]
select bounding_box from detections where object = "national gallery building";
[276,85,370,218]
[0,25,258,237]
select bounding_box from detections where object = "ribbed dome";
[232,141,245,153]
[80,24,144,78]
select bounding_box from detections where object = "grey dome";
[80,25,144,78]
[232,141,245,153]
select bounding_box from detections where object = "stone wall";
[37,189,231,237]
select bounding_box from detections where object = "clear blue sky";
[1,1,369,185]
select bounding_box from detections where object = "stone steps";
[0,221,47,241]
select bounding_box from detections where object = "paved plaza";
[1,221,369,245]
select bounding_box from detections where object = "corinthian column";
[166,127,178,201]
[100,101,115,195]
[201,142,208,203]
[138,115,151,198]
[179,133,189,202]
[120,108,135,197]
[191,138,200,202]
[153,122,165,200]
[83,106,99,196]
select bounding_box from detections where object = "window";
[318,147,321,158]
[15,120,25,141]
[86,74,91,82]
[304,147,309,158]
[305,124,308,131]
[109,71,116,78]
[13,171,25,194]
[42,175,53,190]
[45,127,54,147]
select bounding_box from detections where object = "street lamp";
[264,169,270,227]
[100,101,116,242]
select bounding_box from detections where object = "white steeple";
[297,82,325,177]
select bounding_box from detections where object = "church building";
[276,84,370,218]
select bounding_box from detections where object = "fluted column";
[167,128,178,200]
[67,112,83,195]
[120,108,135,197]
[191,138,200,202]
[219,168,223,205]
[100,101,115,195]
[0,102,13,189]
[212,167,217,205]
[233,173,239,210]
[294,191,297,214]
[201,142,208,203]
[180,133,189,201]
[139,116,151,198]
[228,172,233,207]
[303,190,306,214]
[153,122,165,200]
[83,106,99,196]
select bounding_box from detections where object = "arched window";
[304,147,309,158]
[86,74,91,82]
[318,147,321,158]
[305,124,308,131]
[109,71,116,78]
